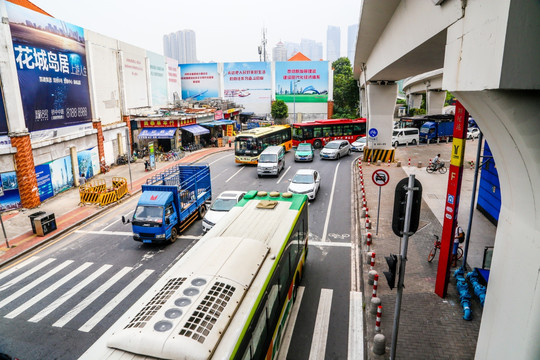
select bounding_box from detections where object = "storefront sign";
[140,118,195,128]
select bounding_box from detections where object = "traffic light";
[383,254,398,290]
[392,177,422,237]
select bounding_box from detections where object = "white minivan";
[257,146,285,177]
[392,128,419,147]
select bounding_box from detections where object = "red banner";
[435,101,469,297]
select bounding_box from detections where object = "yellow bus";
[235,125,292,164]
[80,190,308,360]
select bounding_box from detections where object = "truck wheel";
[170,227,178,243]
[198,204,207,219]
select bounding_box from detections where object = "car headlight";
[156,234,166,239]
[133,233,139,238]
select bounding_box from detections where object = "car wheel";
[258,174,261,178]
[337,153,341,160]
[348,149,351,156]
[393,142,398,147]
[412,139,417,145]
[313,140,322,149]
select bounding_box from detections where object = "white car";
[287,169,320,200]
[351,136,366,152]
[467,127,480,139]
[202,191,246,233]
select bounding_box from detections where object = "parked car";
[467,127,480,139]
[351,136,367,152]
[287,169,320,200]
[320,140,351,160]
[202,190,246,233]
[294,143,315,162]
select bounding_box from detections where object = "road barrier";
[79,177,128,206]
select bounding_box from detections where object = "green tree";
[271,100,288,124]
[332,57,359,119]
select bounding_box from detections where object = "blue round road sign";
[369,128,378,138]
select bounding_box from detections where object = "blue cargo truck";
[122,164,211,244]
[419,121,454,142]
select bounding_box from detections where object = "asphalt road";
[0,148,360,360]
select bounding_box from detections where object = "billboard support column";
[123,116,133,153]
[93,120,106,171]
[70,147,79,187]
[10,133,40,208]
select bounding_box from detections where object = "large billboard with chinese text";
[119,42,149,109]
[275,61,328,103]
[224,62,272,115]
[147,51,167,108]
[180,63,219,100]
[6,2,92,133]
[166,57,181,105]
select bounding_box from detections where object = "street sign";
[372,169,390,186]
[369,128,378,138]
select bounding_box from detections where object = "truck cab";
[131,191,179,243]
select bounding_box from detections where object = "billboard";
[0,171,21,211]
[275,61,329,103]
[6,2,92,133]
[119,42,149,109]
[147,51,168,108]
[180,63,219,100]
[166,57,181,105]
[224,62,272,114]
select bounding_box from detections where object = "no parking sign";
[372,169,390,186]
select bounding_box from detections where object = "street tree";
[271,100,289,124]
[332,57,359,119]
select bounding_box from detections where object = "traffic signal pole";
[390,174,416,360]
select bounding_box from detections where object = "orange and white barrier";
[372,274,379,298]
[375,305,382,332]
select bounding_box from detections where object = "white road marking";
[0,256,47,289]
[53,266,133,327]
[277,286,305,360]
[321,162,340,242]
[226,166,245,183]
[102,210,133,231]
[75,230,133,236]
[309,241,352,248]
[29,264,112,323]
[309,288,333,360]
[277,166,291,184]
[348,291,364,360]
[0,260,72,309]
[79,269,154,332]
[209,154,231,165]
[5,262,93,319]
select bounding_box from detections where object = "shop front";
[137,127,178,153]
[180,124,210,149]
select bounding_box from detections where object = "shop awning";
[199,120,236,127]
[138,127,176,139]
[181,124,210,135]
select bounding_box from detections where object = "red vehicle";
[292,118,367,149]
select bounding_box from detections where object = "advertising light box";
[166,57,181,105]
[147,51,168,108]
[180,63,219,100]
[6,2,93,132]
[119,42,149,109]
[224,62,272,114]
[275,61,329,103]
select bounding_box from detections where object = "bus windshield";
[235,137,260,155]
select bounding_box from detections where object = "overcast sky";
[30,0,361,63]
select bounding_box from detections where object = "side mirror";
[121,215,130,224]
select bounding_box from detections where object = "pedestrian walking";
[453,222,465,266]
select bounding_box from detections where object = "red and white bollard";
[366,232,372,251]
[429,158,432,167]
[366,217,371,229]
[372,274,379,298]
[375,305,382,332]
[387,159,391,167]
[370,252,376,270]
[368,157,371,166]
[408,158,411,167]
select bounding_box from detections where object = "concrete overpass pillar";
[365,82,396,162]
[427,90,446,115]
[408,93,423,110]
[359,87,368,118]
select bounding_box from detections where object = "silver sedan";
[320,140,351,160]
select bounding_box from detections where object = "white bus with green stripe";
[81,190,308,360]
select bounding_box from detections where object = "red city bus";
[292,118,367,148]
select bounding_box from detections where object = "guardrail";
[79,177,128,206]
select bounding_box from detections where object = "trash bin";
[33,213,57,236]
[28,211,46,234]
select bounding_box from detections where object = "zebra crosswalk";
[0,256,154,332]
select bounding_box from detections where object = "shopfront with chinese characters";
[134,118,197,152]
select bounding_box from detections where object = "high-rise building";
[347,24,359,62]
[163,29,197,64]
[326,25,340,63]
[272,42,288,61]
[300,38,323,61]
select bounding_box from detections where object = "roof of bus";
[82,192,307,360]
[236,124,290,137]
[293,118,366,126]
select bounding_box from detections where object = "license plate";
[143,240,152,244]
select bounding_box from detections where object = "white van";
[257,146,285,177]
[392,128,419,147]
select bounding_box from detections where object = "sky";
[30,0,361,63]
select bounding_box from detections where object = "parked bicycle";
[427,234,463,262]
[426,161,448,174]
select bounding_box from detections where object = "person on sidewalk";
[453,222,465,266]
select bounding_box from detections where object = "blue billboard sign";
[6,2,92,133]
[180,63,219,100]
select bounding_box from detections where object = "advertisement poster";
[0,172,21,211]
[180,63,219,100]
[35,163,54,202]
[77,148,96,179]
[224,62,272,114]
[50,155,74,195]
[275,61,328,103]
[166,57,181,105]
[120,43,149,109]
[6,2,92,133]
[147,51,168,108]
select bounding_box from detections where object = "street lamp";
[293,80,300,123]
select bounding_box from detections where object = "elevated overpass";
[353,1,539,359]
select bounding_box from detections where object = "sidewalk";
[0,146,233,266]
